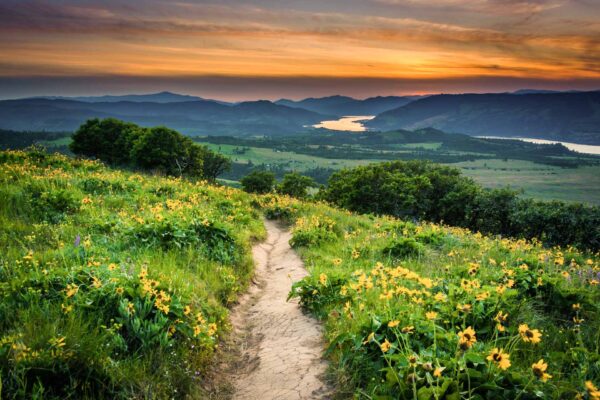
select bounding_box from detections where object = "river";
[477,136,600,155]
[312,115,374,132]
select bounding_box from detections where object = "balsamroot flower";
[519,324,542,344]
[486,348,511,370]
[458,326,477,350]
[531,359,552,382]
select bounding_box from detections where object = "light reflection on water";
[478,136,600,155]
[313,115,375,132]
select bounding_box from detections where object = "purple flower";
[74,234,81,247]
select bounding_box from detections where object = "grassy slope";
[261,196,600,399]
[0,150,264,398]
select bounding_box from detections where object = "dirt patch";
[226,219,332,399]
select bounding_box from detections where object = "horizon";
[1,0,599,101]
[3,87,600,103]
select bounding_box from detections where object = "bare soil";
[227,220,332,400]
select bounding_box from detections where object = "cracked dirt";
[229,220,331,400]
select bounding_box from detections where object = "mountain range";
[1,90,599,143]
[275,95,422,116]
[0,98,331,136]
[367,91,600,144]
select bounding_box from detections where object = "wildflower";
[115,287,124,295]
[388,320,400,328]
[531,359,552,382]
[426,311,438,321]
[458,326,477,350]
[49,336,66,348]
[408,354,418,366]
[183,305,192,316]
[81,197,93,205]
[319,273,328,285]
[332,258,342,266]
[561,271,570,279]
[65,283,79,298]
[127,302,135,315]
[352,249,360,259]
[487,348,511,370]
[433,367,445,378]
[92,276,102,288]
[401,325,415,334]
[456,304,472,313]
[61,303,73,314]
[519,324,542,344]
[193,325,202,337]
[363,332,375,344]
[208,323,217,336]
[572,303,581,311]
[380,339,392,353]
[108,263,117,271]
[586,381,600,400]
[434,292,447,302]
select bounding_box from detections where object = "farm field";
[198,141,384,170]
[200,141,600,205]
[454,159,600,205]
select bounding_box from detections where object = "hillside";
[367,91,600,144]
[276,95,419,116]
[0,98,330,136]
[1,150,599,398]
[34,91,211,104]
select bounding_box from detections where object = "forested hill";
[367,91,600,144]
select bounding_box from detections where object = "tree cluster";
[241,170,315,198]
[319,160,600,251]
[70,118,230,180]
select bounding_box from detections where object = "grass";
[198,142,386,170]
[0,150,264,398]
[455,159,600,205]
[203,142,600,205]
[260,195,600,399]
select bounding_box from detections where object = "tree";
[70,118,142,164]
[278,172,314,198]
[240,170,276,194]
[130,126,197,176]
[200,147,232,181]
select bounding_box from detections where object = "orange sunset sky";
[0,0,598,100]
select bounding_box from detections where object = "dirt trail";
[229,220,331,400]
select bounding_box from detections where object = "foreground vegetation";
[320,161,600,251]
[0,150,263,398]
[260,196,600,399]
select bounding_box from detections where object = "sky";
[0,0,599,101]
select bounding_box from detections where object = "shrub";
[240,170,276,194]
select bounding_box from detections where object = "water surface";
[313,115,375,132]
[478,136,600,155]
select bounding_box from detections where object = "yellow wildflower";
[531,359,552,382]
[458,326,477,350]
[519,324,542,344]
[487,348,511,370]
[388,320,400,328]
[426,311,438,321]
[380,339,391,353]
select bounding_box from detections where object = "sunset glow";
[1,0,598,99]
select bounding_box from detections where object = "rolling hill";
[276,95,420,116]
[367,91,600,144]
[0,98,331,136]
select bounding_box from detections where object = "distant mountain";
[367,91,600,144]
[31,91,229,104]
[276,95,421,116]
[0,98,330,136]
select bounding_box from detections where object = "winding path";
[230,220,331,400]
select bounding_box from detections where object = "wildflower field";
[261,196,600,399]
[0,150,264,398]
